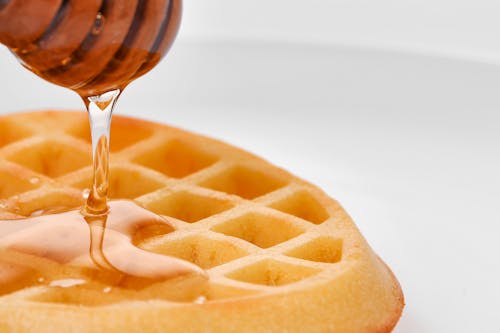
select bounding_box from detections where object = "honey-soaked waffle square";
[4,187,83,217]
[28,285,128,306]
[0,259,38,295]
[0,162,44,199]
[28,272,209,305]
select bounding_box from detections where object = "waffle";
[0,110,404,333]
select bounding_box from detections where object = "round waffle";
[0,110,403,333]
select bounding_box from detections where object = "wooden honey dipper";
[0,0,181,97]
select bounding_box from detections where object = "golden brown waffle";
[0,110,403,333]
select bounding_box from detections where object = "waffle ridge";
[0,110,403,333]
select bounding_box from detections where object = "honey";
[0,0,206,302]
[0,201,207,298]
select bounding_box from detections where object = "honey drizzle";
[0,201,206,297]
[0,0,205,302]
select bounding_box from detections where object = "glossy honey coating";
[0,200,206,297]
[0,0,181,97]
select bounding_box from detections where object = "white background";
[1,1,500,332]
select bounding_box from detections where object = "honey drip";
[84,89,117,215]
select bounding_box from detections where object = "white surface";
[182,0,500,64]
[1,2,500,332]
